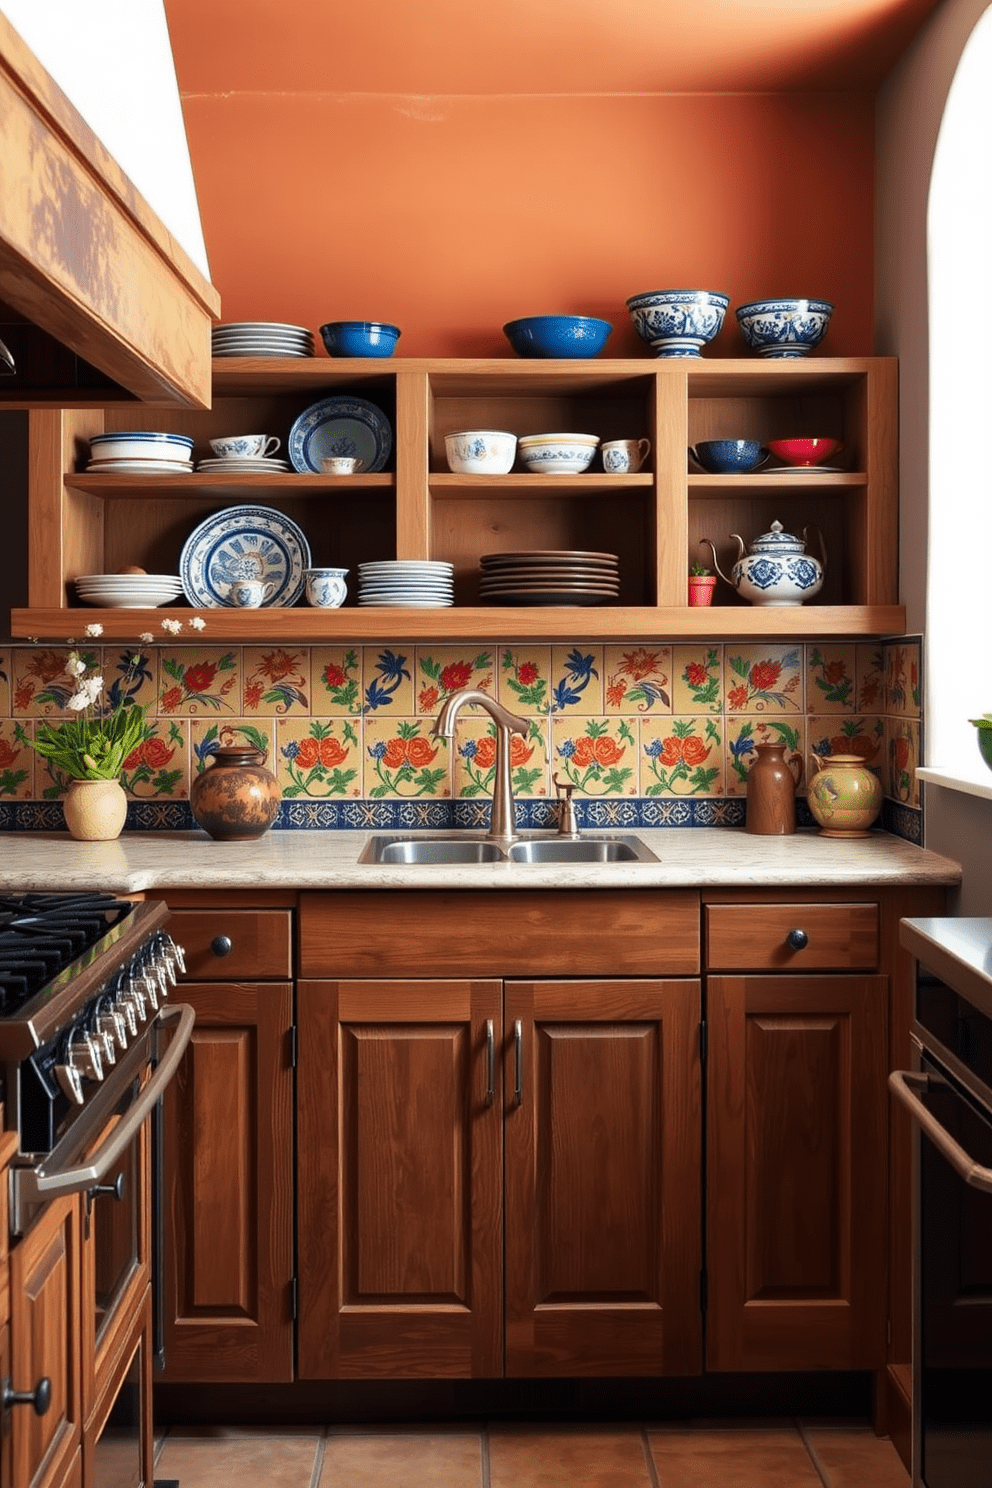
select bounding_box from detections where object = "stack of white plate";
[357,560,454,607]
[87,431,194,475]
[195,456,292,474]
[211,322,315,358]
[75,573,184,608]
[479,549,620,606]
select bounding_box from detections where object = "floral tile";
[242,646,311,715]
[120,717,187,800]
[189,720,275,788]
[551,715,638,796]
[641,716,723,797]
[855,644,886,713]
[158,648,240,717]
[550,646,604,713]
[807,714,885,783]
[277,717,362,799]
[725,715,805,796]
[672,645,723,715]
[11,645,79,718]
[361,647,414,714]
[0,649,12,719]
[415,647,495,714]
[312,647,363,715]
[604,645,673,714]
[886,639,921,717]
[0,720,34,798]
[806,645,857,713]
[363,716,449,798]
[886,716,920,807]
[451,716,548,799]
[499,646,552,716]
[726,646,803,714]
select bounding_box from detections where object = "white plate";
[358,597,454,607]
[765,465,845,474]
[358,560,453,572]
[212,321,312,335]
[86,459,193,475]
[195,458,292,473]
[180,505,311,607]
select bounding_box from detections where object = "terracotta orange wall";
[175,86,874,358]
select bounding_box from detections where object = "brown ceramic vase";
[190,743,281,841]
[745,740,796,835]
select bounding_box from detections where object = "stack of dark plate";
[211,322,315,358]
[478,550,620,606]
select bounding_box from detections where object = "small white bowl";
[517,432,599,475]
[444,430,517,475]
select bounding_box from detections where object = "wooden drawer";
[166,910,293,981]
[705,902,879,971]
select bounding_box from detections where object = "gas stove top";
[0,892,139,1014]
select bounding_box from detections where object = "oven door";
[890,1052,992,1488]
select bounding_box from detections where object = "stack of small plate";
[357,560,454,607]
[211,322,315,358]
[479,549,620,606]
[195,455,292,474]
[75,573,184,608]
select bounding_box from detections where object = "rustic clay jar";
[63,777,128,841]
[807,752,882,838]
[746,741,796,835]
[190,743,281,841]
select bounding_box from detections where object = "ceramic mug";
[320,456,366,476]
[229,578,275,608]
[210,434,281,460]
[305,567,349,608]
[601,437,651,474]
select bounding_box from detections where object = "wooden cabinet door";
[706,974,888,1371]
[297,978,503,1379]
[8,1195,81,1488]
[161,980,294,1382]
[503,978,702,1377]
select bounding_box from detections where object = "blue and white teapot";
[701,520,825,606]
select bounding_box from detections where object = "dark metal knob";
[211,935,233,958]
[2,1376,51,1415]
[88,1173,125,1204]
[787,928,808,951]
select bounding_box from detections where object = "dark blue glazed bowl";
[689,438,768,474]
[319,321,401,358]
[503,315,613,359]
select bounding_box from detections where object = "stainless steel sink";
[506,834,658,864]
[359,832,657,865]
[359,835,503,865]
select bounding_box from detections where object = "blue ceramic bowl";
[626,289,730,357]
[690,439,768,474]
[736,299,834,358]
[503,315,613,359]
[319,321,401,358]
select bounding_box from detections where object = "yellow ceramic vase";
[62,777,128,841]
[807,753,882,838]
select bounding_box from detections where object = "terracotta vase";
[746,741,796,835]
[687,574,717,607]
[190,743,281,841]
[807,752,882,838]
[62,777,128,841]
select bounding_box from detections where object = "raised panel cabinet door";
[504,978,703,1378]
[297,979,503,1379]
[161,980,294,1382]
[706,974,888,1371]
[8,1195,82,1488]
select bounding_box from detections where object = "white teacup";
[210,434,281,460]
[229,578,275,608]
[601,437,651,474]
[320,456,365,476]
[305,567,349,608]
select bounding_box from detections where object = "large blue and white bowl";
[626,289,730,358]
[88,431,194,463]
[503,315,613,359]
[736,298,834,358]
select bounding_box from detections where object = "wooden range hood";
[0,11,219,409]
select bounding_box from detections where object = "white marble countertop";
[0,828,962,894]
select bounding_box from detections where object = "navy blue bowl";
[690,439,768,474]
[503,315,613,359]
[319,321,401,358]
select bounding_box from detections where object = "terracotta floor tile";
[154,1427,322,1488]
[488,1424,654,1488]
[803,1425,910,1487]
[647,1426,823,1488]
[318,1428,483,1486]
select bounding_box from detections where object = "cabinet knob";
[2,1376,51,1415]
[88,1173,126,1204]
[787,928,809,951]
[210,935,233,957]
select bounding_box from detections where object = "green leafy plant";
[689,563,712,576]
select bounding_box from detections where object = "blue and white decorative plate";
[288,396,392,474]
[179,505,311,607]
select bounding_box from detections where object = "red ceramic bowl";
[767,437,842,466]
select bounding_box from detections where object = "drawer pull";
[485,1019,495,1107]
[2,1376,51,1415]
[210,935,233,957]
[787,928,809,951]
[514,1019,523,1106]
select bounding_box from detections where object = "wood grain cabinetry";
[10,356,904,643]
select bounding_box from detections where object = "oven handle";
[12,1003,194,1212]
[889,1068,992,1194]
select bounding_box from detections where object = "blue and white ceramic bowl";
[503,315,613,359]
[319,321,401,357]
[736,298,834,358]
[445,430,517,475]
[89,431,194,463]
[689,439,768,474]
[517,432,599,474]
[626,289,730,357]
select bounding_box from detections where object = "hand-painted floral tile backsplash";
[0,636,923,842]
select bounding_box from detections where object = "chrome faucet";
[432,689,529,843]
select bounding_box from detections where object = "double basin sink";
[359,833,659,866]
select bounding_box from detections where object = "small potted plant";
[968,713,992,775]
[688,563,717,607]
